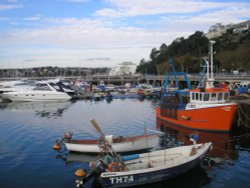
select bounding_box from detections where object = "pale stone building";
[109,62,137,76]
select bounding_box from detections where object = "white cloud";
[0,4,22,11]
[0,0,250,68]
[24,14,43,21]
[0,16,189,50]
[156,4,250,33]
[1,14,192,68]
[95,0,237,17]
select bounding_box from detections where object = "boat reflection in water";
[55,152,101,164]
[156,118,238,165]
[132,165,210,188]
[1,101,73,118]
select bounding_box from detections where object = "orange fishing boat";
[156,41,237,132]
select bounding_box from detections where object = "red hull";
[156,104,237,132]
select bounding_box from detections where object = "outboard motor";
[75,160,107,187]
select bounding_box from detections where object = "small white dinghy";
[53,119,163,153]
[64,133,162,153]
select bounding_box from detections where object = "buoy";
[53,144,61,150]
[75,169,87,177]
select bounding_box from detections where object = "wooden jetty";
[235,96,250,128]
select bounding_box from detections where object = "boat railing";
[190,91,230,104]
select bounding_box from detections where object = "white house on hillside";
[206,20,250,39]
[109,62,137,76]
[233,20,250,33]
[206,23,232,39]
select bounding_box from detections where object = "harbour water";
[0,99,250,188]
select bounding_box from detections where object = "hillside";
[136,29,250,75]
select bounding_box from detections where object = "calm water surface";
[0,99,250,188]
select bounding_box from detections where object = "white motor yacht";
[2,82,73,102]
[0,80,36,93]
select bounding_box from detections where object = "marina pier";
[1,73,250,86]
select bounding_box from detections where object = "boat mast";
[210,40,215,81]
[206,40,215,89]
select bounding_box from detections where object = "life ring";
[108,162,125,172]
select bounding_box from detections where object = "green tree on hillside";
[136,29,250,75]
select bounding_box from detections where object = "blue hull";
[100,154,206,188]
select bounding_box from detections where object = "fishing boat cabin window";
[218,93,223,100]
[191,92,200,101]
[211,93,217,101]
[224,93,229,101]
[191,92,230,103]
[191,92,204,101]
[204,93,209,101]
[196,93,199,100]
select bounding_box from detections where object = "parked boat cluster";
[0,78,163,102]
[71,80,163,100]
[0,77,248,103]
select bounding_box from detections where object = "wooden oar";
[90,119,127,170]
[90,119,116,155]
[90,119,105,139]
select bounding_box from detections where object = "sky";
[0,0,250,68]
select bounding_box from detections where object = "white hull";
[65,134,161,153]
[103,142,212,176]
[2,91,72,102]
